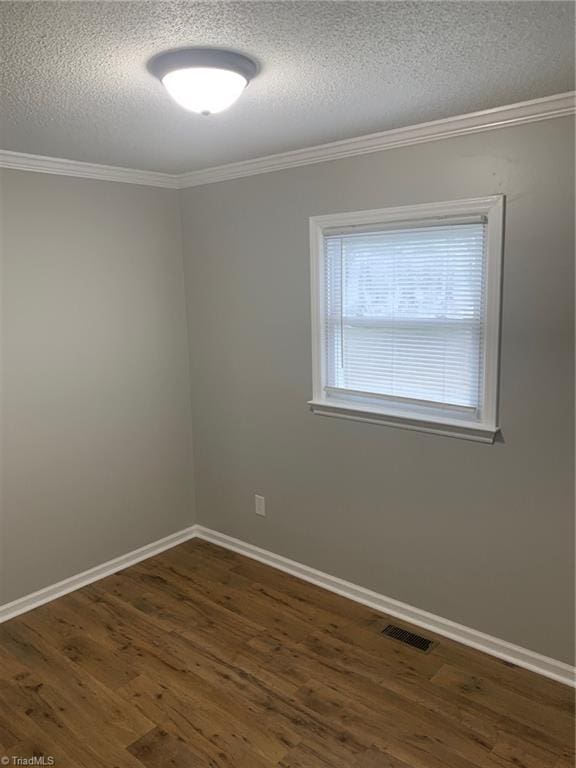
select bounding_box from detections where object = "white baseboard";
[0,526,197,624]
[1,522,573,687]
[195,526,575,687]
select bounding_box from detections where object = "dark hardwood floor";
[0,539,573,767]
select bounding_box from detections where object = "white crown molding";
[0,93,574,189]
[0,149,178,188]
[1,522,572,687]
[175,91,575,188]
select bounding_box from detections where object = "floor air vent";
[381,624,435,652]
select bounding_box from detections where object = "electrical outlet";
[255,494,266,517]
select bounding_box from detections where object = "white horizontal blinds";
[324,222,487,410]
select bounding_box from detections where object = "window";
[309,197,504,442]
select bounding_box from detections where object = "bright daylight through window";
[309,197,504,442]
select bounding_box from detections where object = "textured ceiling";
[0,1,574,174]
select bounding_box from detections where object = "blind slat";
[324,222,486,409]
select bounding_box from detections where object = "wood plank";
[128,726,210,768]
[0,540,571,768]
[489,734,558,768]
[118,673,278,767]
[353,746,418,767]
[0,676,147,768]
[0,621,154,748]
[432,664,574,754]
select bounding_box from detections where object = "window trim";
[309,196,504,443]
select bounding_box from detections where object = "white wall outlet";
[255,494,266,517]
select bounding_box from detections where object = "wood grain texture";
[0,539,573,767]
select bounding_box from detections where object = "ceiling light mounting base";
[148,48,259,83]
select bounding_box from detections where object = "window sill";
[308,399,499,443]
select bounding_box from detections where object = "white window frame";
[309,196,504,443]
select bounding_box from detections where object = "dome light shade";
[162,68,247,114]
[148,48,258,115]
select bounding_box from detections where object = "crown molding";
[1,93,573,189]
[175,91,575,189]
[0,149,178,188]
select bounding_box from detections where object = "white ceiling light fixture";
[148,48,258,116]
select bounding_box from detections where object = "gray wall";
[0,170,195,603]
[181,117,575,663]
[1,117,573,664]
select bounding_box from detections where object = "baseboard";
[195,526,576,687]
[1,522,573,687]
[0,526,198,624]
